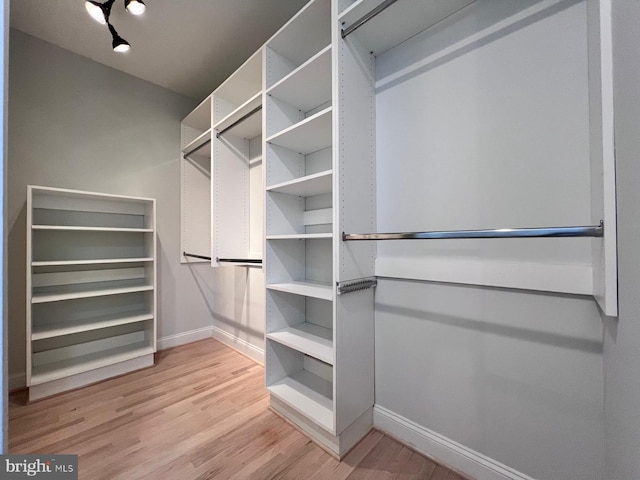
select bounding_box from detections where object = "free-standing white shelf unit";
[264,0,376,458]
[26,185,157,401]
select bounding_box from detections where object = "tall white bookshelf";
[264,0,376,457]
[27,186,156,401]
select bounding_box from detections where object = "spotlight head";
[85,1,107,24]
[125,0,146,15]
[108,23,131,53]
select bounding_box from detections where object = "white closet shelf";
[266,107,332,155]
[32,284,154,304]
[267,281,333,300]
[267,45,332,112]
[182,128,212,156]
[267,170,333,197]
[339,0,475,55]
[268,370,334,432]
[213,92,262,139]
[32,258,153,267]
[32,312,154,341]
[266,0,331,76]
[32,225,153,233]
[267,324,333,365]
[267,233,333,240]
[30,342,154,386]
[182,95,212,131]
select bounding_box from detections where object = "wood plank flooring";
[9,339,469,480]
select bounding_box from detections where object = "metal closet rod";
[342,221,604,241]
[216,105,262,138]
[183,252,211,260]
[341,0,399,38]
[217,258,263,264]
[183,139,211,159]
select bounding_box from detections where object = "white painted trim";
[157,326,214,351]
[373,405,535,480]
[210,325,264,365]
[9,372,26,391]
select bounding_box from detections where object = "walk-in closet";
[5,1,640,479]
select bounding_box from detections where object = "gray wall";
[374,2,605,479]
[604,1,640,479]
[7,29,217,381]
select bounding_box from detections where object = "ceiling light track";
[84,0,146,53]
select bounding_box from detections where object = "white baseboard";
[373,405,535,480]
[9,372,26,391]
[157,326,214,350]
[210,325,264,365]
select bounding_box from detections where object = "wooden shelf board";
[32,312,153,341]
[267,281,333,301]
[267,324,333,365]
[266,107,332,155]
[30,343,154,386]
[214,92,262,139]
[32,258,153,267]
[267,170,332,197]
[266,233,333,240]
[339,0,476,56]
[182,128,212,156]
[32,225,153,233]
[268,370,334,432]
[32,284,154,304]
[267,45,332,112]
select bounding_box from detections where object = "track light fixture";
[108,24,131,53]
[84,0,146,53]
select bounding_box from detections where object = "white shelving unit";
[27,185,156,401]
[264,0,375,459]
[181,95,212,263]
[211,49,263,267]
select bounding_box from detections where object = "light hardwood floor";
[10,339,469,480]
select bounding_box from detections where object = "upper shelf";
[266,107,332,155]
[267,46,332,112]
[33,225,153,233]
[213,49,263,113]
[266,0,331,87]
[32,257,153,267]
[182,129,212,158]
[213,92,262,140]
[182,95,212,131]
[339,0,476,56]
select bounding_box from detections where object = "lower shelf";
[267,324,333,365]
[30,342,154,386]
[32,312,154,340]
[268,370,334,433]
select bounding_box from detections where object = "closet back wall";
[373,2,604,479]
[7,29,214,387]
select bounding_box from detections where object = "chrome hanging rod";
[216,105,262,138]
[217,258,263,264]
[341,0,399,38]
[343,221,604,241]
[183,139,211,159]
[183,252,211,261]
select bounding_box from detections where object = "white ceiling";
[10,0,309,100]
